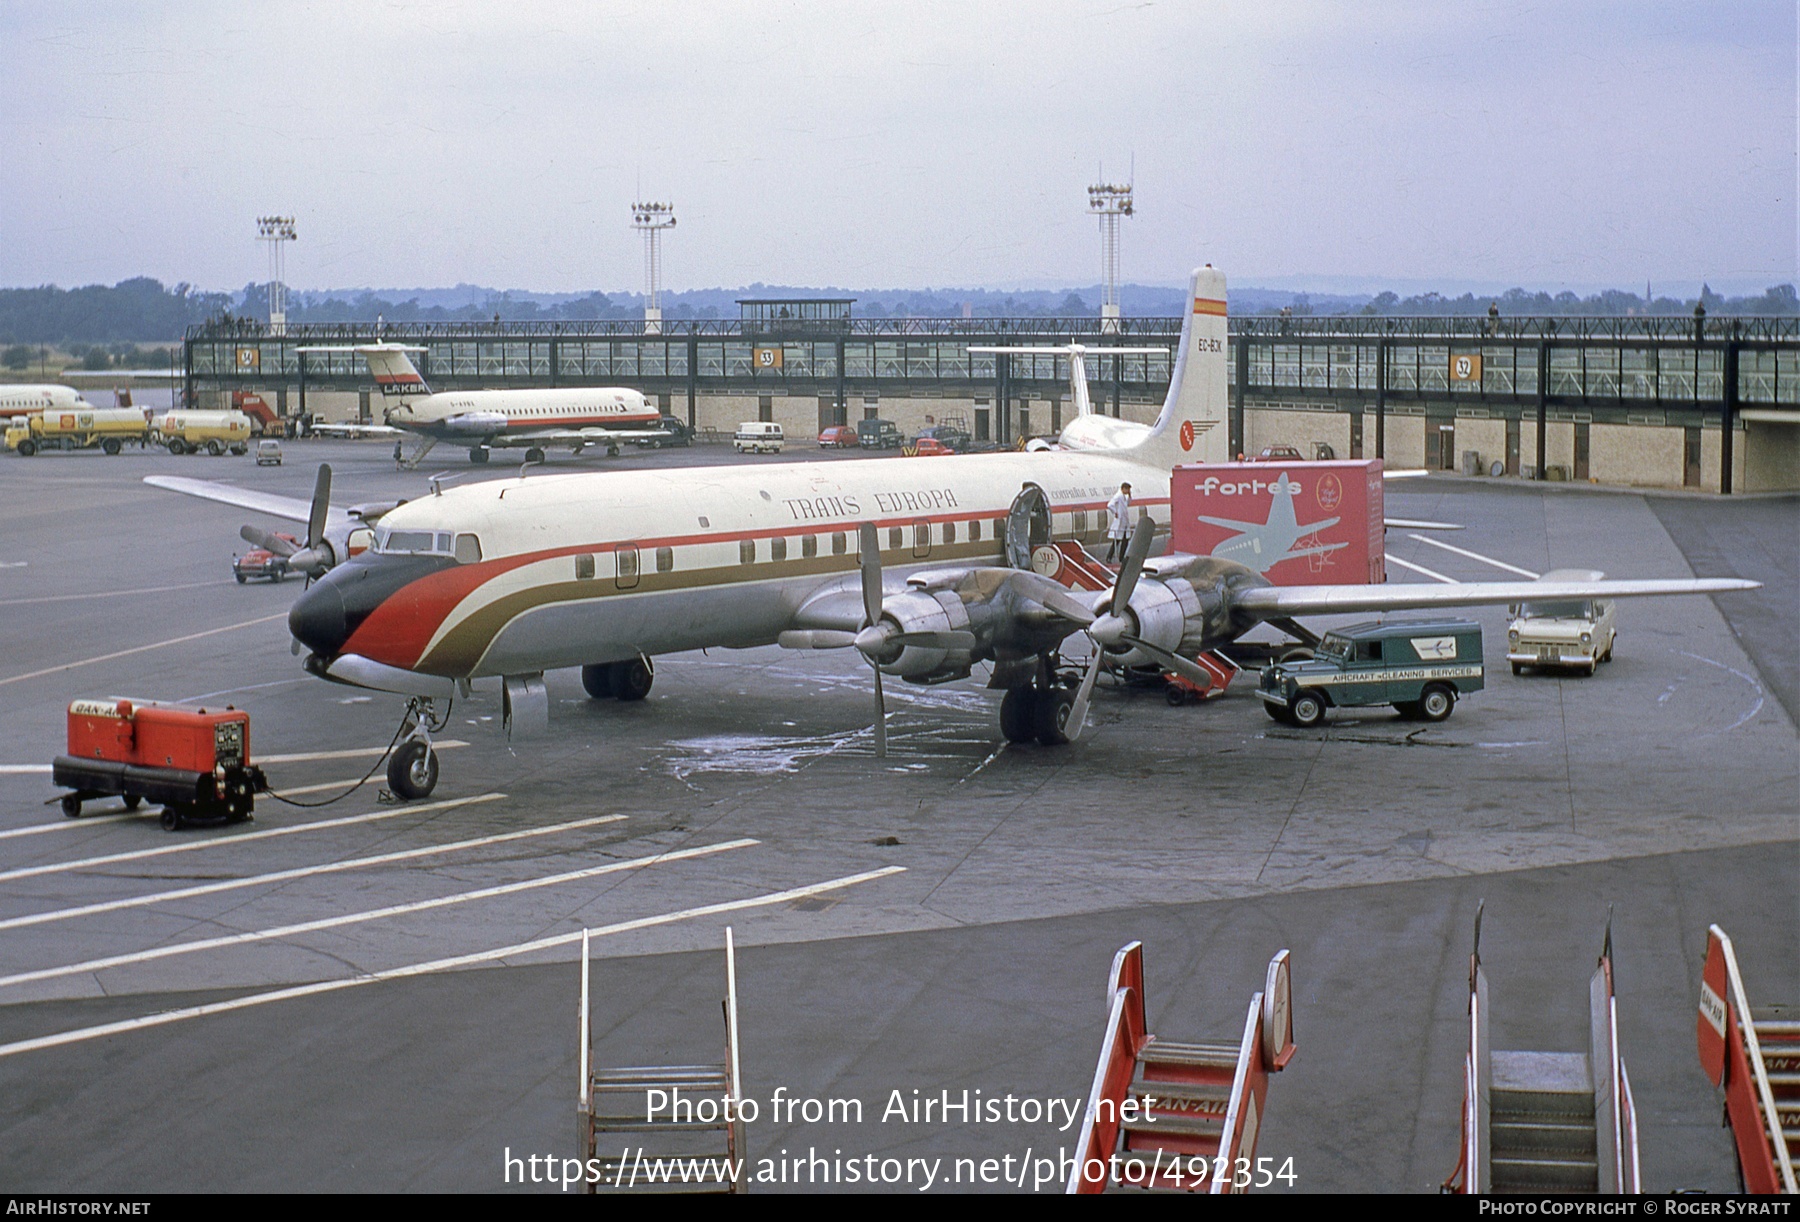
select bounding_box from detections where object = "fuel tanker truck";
[5,406,149,456]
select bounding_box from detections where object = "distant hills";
[1,277,1793,346]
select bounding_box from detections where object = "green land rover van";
[1258,618,1485,727]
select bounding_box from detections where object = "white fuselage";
[343,448,1171,680]
[388,387,657,440]
[0,385,88,417]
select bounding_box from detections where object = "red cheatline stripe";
[341,496,1176,670]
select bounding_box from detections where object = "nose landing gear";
[387,696,443,800]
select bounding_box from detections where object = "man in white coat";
[1104,481,1132,562]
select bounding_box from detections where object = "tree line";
[2,276,1794,346]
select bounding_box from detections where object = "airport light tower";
[632,201,676,335]
[257,215,297,336]
[1087,182,1132,334]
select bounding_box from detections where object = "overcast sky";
[2,1,1793,296]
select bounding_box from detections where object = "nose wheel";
[387,697,442,800]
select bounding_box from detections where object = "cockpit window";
[375,528,454,556]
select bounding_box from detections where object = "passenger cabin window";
[740,539,756,565]
[801,535,817,559]
[942,522,956,544]
[771,537,788,562]
[1073,510,1087,535]
[832,532,847,556]
[616,547,639,587]
[575,553,596,581]
[969,520,981,542]
[656,546,674,573]
[888,527,902,550]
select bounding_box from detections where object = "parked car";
[1258,618,1485,726]
[734,421,784,454]
[1506,571,1617,675]
[857,419,902,449]
[635,416,691,449]
[905,437,955,457]
[255,439,283,466]
[233,533,299,583]
[1250,445,1305,462]
[818,425,858,448]
[914,423,971,453]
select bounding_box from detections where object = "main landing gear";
[998,656,1081,747]
[387,696,443,800]
[582,658,654,702]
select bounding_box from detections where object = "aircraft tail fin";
[357,344,431,398]
[1120,265,1229,469]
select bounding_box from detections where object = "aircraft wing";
[312,423,405,438]
[486,426,669,446]
[143,475,352,529]
[1236,576,1760,619]
[1385,517,1464,531]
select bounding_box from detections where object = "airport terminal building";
[183,302,1800,493]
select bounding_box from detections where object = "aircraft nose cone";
[289,581,348,656]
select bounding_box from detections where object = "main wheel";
[102,438,121,455]
[230,443,248,456]
[16,439,34,457]
[1165,684,1190,707]
[999,688,1038,743]
[206,439,223,456]
[1289,691,1328,728]
[1419,683,1455,722]
[387,740,439,800]
[581,663,616,699]
[60,795,81,818]
[1511,662,1525,676]
[525,447,546,465]
[608,658,654,701]
[1033,685,1078,746]
[167,439,185,455]
[159,807,183,831]
[469,446,490,463]
[607,444,621,457]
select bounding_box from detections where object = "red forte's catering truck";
[1170,460,1385,586]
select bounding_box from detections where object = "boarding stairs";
[398,436,438,470]
[577,928,747,1194]
[1445,912,1640,1194]
[1031,540,1239,700]
[1698,925,1798,1193]
[1068,942,1295,1193]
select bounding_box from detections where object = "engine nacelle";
[442,411,510,437]
[875,589,972,679]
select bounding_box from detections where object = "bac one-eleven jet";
[295,342,669,467]
[150,265,1758,800]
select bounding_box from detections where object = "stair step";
[1491,1154,1600,1194]
[1122,1112,1226,1140]
[584,1157,735,1193]
[587,1117,740,1133]
[1137,1038,1241,1070]
[1492,1117,1598,1156]
[591,1064,729,1087]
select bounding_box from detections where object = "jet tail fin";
[296,342,431,399]
[1119,265,1229,469]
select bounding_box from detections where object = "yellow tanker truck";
[5,407,150,456]
[153,410,253,456]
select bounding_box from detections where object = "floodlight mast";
[1087,182,1132,334]
[256,216,297,336]
[632,201,676,335]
